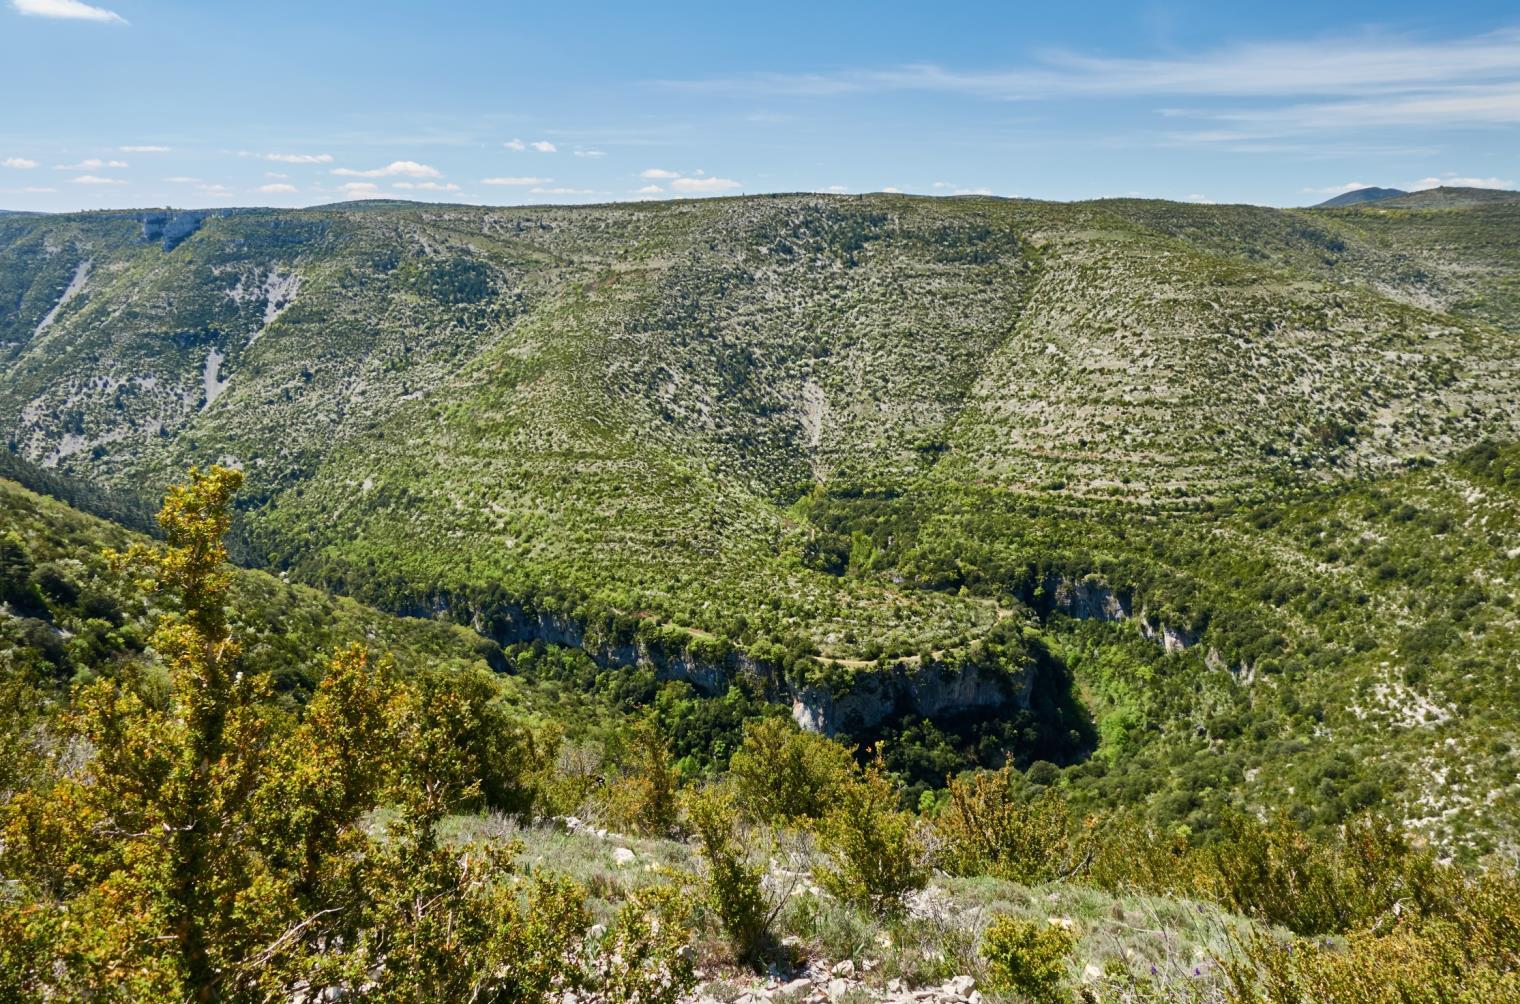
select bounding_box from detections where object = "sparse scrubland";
[4,191,1520,999]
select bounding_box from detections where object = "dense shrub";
[410,664,555,816]
[0,468,697,1001]
[934,769,1087,883]
[813,764,928,915]
[727,717,857,824]
[604,717,681,836]
[682,786,777,965]
[980,915,1077,1003]
[1221,926,1520,1004]
[1197,812,1439,936]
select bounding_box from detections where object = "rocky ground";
[679,962,983,1004]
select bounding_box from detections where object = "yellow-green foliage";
[1086,810,1455,938]
[1216,844,1520,996]
[980,914,1077,1003]
[1194,812,1437,936]
[0,468,696,1002]
[1221,925,1520,1004]
[591,885,697,1004]
[727,716,857,825]
[813,763,929,915]
[682,785,774,964]
[934,768,1088,883]
[604,716,681,836]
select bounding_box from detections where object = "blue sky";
[2,0,1517,211]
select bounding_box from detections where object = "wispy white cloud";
[881,186,904,193]
[528,186,599,195]
[12,0,126,24]
[635,185,664,194]
[163,176,200,183]
[120,144,169,153]
[504,138,558,153]
[264,171,288,179]
[664,26,1520,143]
[633,169,743,194]
[1194,83,1520,133]
[332,160,441,178]
[1405,173,1516,190]
[258,183,298,193]
[393,181,460,191]
[481,176,552,186]
[1184,193,1216,204]
[21,186,57,193]
[574,149,606,158]
[670,176,742,193]
[261,152,333,164]
[71,174,123,185]
[824,184,848,193]
[931,181,991,195]
[1301,181,1376,195]
[336,182,380,195]
[2,157,38,169]
[670,28,1520,101]
[55,158,127,170]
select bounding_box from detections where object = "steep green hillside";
[0,474,502,701]
[2,194,1518,851]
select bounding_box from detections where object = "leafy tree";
[682,785,776,965]
[934,768,1089,883]
[813,762,928,915]
[727,716,856,825]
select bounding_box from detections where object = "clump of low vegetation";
[0,468,695,1001]
[980,915,1078,1003]
[812,761,930,915]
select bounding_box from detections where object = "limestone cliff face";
[400,571,1230,741]
[1049,575,1132,622]
[1044,573,1250,674]
[138,210,215,250]
[789,659,1034,737]
[417,595,1038,736]
[466,601,756,697]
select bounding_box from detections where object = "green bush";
[980,915,1077,1003]
[682,785,777,964]
[727,717,857,824]
[589,885,697,1004]
[410,665,555,816]
[1220,927,1520,1004]
[934,769,1084,882]
[1196,811,1439,936]
[813,764,928,915]
[604,717,681,836]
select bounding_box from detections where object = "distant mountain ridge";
[1382,186,1520,208]
[1317,185,1520,209]
[1315,186,1406,207]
